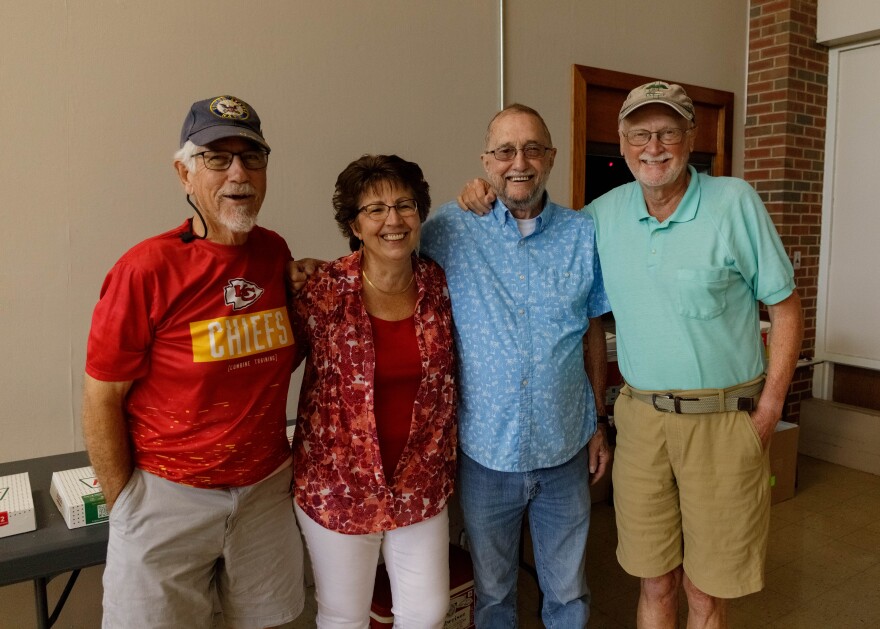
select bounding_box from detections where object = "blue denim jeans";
[458,447,592,628]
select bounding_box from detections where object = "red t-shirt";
[86,221,295,488]
[369,315,420,483]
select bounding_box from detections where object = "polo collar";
[638,165,701,225]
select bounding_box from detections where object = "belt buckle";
[652,393,699,414]
[652,393,676,413]
[737,397,756,412]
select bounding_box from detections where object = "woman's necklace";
[361,267,414,295]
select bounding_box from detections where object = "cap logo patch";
[645,82,669,99]
[210,96,250,121]
[224,278,264,311]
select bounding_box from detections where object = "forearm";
[82,374,135,509]
[584,317,608,416]
[758,291,804,422]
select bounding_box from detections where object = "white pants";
[295,503,450,629]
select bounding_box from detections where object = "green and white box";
[0,472,37,538]
[50,466,108,529]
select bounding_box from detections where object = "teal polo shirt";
[586,166,794,390]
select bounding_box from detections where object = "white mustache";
[640,152,673,164]
[221,184,256,196]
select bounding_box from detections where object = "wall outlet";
[793,251,801,270]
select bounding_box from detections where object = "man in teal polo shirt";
[457,82,803,629]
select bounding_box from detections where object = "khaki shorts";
[612,386,771,598]
[102,464,304,629]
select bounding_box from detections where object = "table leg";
[34,577,49,629]
[32,570,82,629]
[48,570,81,626]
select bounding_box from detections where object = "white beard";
[220,207,259,234]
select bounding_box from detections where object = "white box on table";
[50,466,109,529]
[0,472,36,538]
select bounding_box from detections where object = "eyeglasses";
[194,150,269,171]
[483,144,553,161]
[359,199,419,222]
[621,127,694,147]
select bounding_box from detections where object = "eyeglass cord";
[180,195,209,243]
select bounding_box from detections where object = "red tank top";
[369,314,421,483]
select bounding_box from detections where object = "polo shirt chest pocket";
[676,267,730,320]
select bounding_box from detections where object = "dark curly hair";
[333,154,431,252]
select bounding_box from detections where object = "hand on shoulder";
[456,178,495,215]
[287,258,326,294]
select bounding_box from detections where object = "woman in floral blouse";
[291,154,457,628]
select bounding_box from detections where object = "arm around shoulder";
[82,373,135,511]
[456,178,495,215]
[287,258,326,294]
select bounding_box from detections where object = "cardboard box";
[0,472,36,538]
[50,466,108,529]
[769,421,799,504]
[370,544,475,629]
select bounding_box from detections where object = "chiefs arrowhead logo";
[224,278,264,311]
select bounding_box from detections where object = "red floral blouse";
[291,251,457,534]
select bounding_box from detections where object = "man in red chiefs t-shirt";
[83,95,304,628]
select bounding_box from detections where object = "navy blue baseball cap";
[180,95,270,151]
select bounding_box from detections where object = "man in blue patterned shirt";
[420,104,612,629]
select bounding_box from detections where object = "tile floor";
[288,454,880,628]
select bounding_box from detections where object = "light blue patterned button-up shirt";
[421,198,610,472]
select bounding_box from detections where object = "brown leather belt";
[626,375,765,414]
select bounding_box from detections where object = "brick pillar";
[745,0,827,423]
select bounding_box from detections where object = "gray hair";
[484,103,553,150]
[173,140,200,173]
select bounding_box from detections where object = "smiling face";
[175,137,267,244]
[350,182,421,268]
[481,111,556,219]
[619,104,695,194]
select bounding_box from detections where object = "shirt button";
[521,379,528,387]
[518,241,525,247]
[651,249,656,254]
[519,274,525,280]
[518,309,525,315]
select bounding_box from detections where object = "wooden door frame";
[570,65,734,208]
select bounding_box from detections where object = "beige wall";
[1,0,747,466]
[1,0,498,463]
[818,0,880,45]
